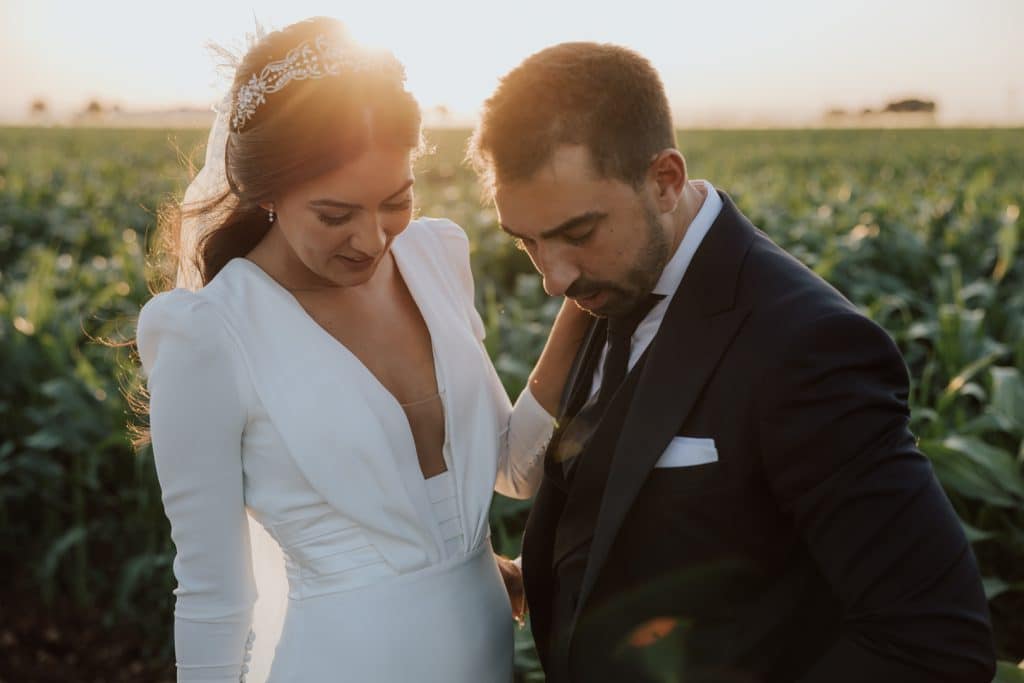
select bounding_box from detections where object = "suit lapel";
[526,313,602,576]
[542,317,606,480]
[562,317,607,418]
[574,193,757,616]
[523,314,605,663]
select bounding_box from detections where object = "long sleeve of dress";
[430,218,556,499]
[137,290,258,682]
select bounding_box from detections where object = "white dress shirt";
[588,179,723,398]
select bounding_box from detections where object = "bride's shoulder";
[138,288,219,331]
[407,215,468,244]
[408,215,467,238]
[136,289,233,375]
[405,216,470,264]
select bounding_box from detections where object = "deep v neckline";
[228,240,452,478]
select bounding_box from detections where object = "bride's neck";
[244,227,315,291]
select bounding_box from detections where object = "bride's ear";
[258,201,275,213]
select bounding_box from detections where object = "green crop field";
[1,126,1022,681]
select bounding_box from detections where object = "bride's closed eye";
[318,213,354,226]
[317,198,412,227]
[382,198,413,212]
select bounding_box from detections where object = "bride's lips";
[337,253,376,271]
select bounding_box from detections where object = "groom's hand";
[495,554,527,625]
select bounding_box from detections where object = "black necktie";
[556,292,664,480]
[596,292,665,406]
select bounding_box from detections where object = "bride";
[136,16,586,682]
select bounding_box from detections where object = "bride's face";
[270,142,415,287]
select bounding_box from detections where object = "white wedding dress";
[137,217,554,682]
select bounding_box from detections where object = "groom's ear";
[648,149,688,213]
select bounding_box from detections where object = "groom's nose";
[539,255,580,298]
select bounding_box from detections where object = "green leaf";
[982,576,1024,600]
[992,217,1019,283]
[905,321,936,341]
[24,429,64,451]
[983,576,1010,600]
[116,553,171,610]
[38,525,88,583]
[939,349,1005,410]
[994,660,1024,683]
[922,438,1023,507]
[960,519,996,544]
[990,367,1024,430]
[943,435,1024,497]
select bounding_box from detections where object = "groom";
[469,43,995,682]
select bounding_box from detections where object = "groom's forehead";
[494,170,634,238]
[500,145,603,187]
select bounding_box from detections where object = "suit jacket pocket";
[654,436,718,468]
[645,437,725,495]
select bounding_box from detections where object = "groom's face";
[494,145,670,318]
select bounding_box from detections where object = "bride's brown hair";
[151,16,424,290]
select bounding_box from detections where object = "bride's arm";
[137,291,257,683]
[493,302,588,618]
[495,300,588,498]
[523,297,590,416]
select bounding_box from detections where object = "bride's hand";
[495,554,527,626]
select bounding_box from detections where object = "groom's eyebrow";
[500,211,607,240]
[308,180,415,210]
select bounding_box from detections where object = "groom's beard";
[566,204,669,318]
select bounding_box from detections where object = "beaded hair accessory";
[231,33,394,131]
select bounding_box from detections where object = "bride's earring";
[268,207,276,224]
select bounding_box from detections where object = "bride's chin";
[326,256,380,285]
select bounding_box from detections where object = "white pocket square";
[654,437,718,468]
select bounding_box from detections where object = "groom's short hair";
[468,42,676,197]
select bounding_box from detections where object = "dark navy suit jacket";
[522,192,996,682]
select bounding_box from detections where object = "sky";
[2,0,1022,126]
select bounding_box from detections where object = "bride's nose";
[350,213,388,256]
